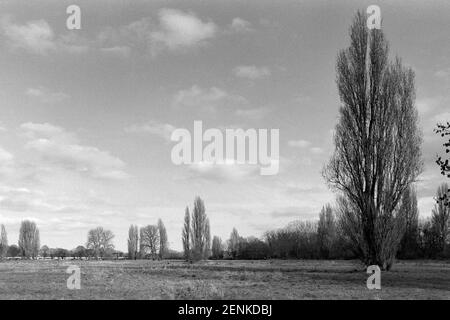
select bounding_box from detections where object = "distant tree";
[86,227,115,258]
[265,221,318,259]
[158,219,168,259]
[127,224,139,260]
[204,218,211,259]
[211,236,223,259]
[54,248,69,259]
[18,220,40,258]
[317,204,336,258]
[228,228,240,259]
[323,12,423,270]
[435,122,450,207]
[73,245,87,258]
[237,237,269,260]
[0,224,8,259]
[191,196,207,261]
[39,245,50,258]
[140,225,159,259]
[182,207,191,261]
[431,183,450,254]
[7,244,20,257]
[398,187,420,259]
[419,218,441,258]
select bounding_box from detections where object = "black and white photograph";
[0,0,449,305]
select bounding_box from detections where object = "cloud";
[433,111,450,124]
[416,97,441,116]
[288,139,311,148]
[310,147,324,154]
[288,139,324,155]
[269,207,319,220]
[228,18,253,33]
[150,9,217,53]
[0,146,14,178]
[233,65,271,80]
[434,68,450,79]
[25,87,70,103]
[1,17,56,54]
[234,108,270,120]
[100,46,131,57]
[0,147,13,164]
[186,160,259,182]
[173,85,248,110]
[98,9,217,57]
[125,121,176,141]
[20,122,129,180]
[1,16,88,55]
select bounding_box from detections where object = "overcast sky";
[0,0,449,251]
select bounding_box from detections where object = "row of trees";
[184,184,448,262]
[127,219,168,260]
[0,222,120,259]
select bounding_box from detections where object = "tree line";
[179,184,449,262]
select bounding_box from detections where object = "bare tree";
[191,196,207,261]
[398,186,420,259]
[182,206,191,261]
[211,236,223,259]
[18,220,40,259]
[127,224,139,260]
[39,245,50,258]
[158,219,168,259]
[140,225,159,259]
[431,183,450,254]
[0,224,7,259]
[317,204,336,258]
[323,11,423,270]
[435,122,450,207]
[228,228,240,259]
[86,227,115,258]
[204,218,211,259]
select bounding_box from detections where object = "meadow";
[0,259,449,300]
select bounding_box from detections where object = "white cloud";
[1,17,56,54]
[235,108,270,120]
[288,139,311,148]
[0,147,13,164]
[25,87,70,103]
[434,68,450,79]
[416,97,441,116]
[96,9,217,57]
[233,65,271,80]
[100,46,131,57]
[151,9,217,53]
[1,16,88,55]
[433,111,450,124]
[20,122,129,180]
[125,121,176,141]
[228,18,253,33]
[187,160,259,182]
[0,146,15,178]
[288,139,324,155]
[310,147,324,154]
[173,85,247,110]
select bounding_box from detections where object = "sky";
[0,0,449,251]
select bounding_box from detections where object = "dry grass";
[0,259,448,300]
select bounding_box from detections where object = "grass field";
[0,259,449,299]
